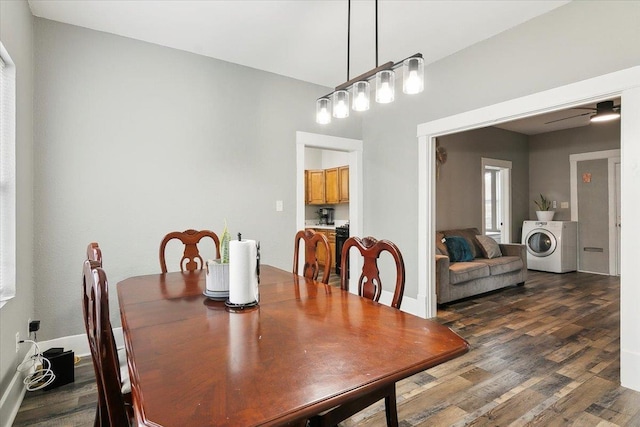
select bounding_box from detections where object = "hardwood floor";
[14,271,640,426]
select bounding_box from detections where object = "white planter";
[536,211,555,221]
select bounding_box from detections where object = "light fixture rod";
[335,61,394,91]
[347,0,351,81]
[375,0,378,67]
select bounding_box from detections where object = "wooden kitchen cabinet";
[339,166,349,202]
[325,168,339,204]
[305,166,349,205]
[307,170,325,205]
[307,228,336,268]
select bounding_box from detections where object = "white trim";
[0,347,32,427]
[417,66,640,391]
[481,158,512,243]
[569,150,621,274]
[0,330,125,427]
[296,132,364,296]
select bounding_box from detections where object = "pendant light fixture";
[316,0,424,124]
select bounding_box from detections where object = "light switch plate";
[276,200,283,212]
[561,202,569,209]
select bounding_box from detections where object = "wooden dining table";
[117,265,469,426]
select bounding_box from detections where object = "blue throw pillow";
[444,236,474,262]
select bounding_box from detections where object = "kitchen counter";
[306,224,336,230]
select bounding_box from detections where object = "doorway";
[295,131,363,291]
[417,66,640,391]
[569,149,620,275]
[481,158,512,243]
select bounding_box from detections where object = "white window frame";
[0,41,16,308]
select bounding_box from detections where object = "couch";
[435,227,527,304]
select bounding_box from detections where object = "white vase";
[536,210,555,221]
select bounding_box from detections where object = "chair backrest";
[87,242,102,267]
[82,260,129,426]
[293,229,331,284]
[159,229,221,273]
[340,236,405,309]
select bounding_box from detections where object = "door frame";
[569,149,620,275]
[481,157,512,243]
[417,66,640,391]
[295,131,363,290]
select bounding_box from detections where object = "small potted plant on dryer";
[534,194,555,221]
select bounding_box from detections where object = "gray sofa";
[435,227,527,304]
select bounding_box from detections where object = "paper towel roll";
[228,239,259,304]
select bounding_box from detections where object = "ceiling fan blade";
[544,111,591,125]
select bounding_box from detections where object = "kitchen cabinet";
[339,166,349,202]
[325,168,339,204]
[307,170,325,205]
[307,228,336,268]
[305,166,349,205]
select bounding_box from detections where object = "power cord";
[17,339,56,391]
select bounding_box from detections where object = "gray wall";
[32,18,361,340]
[528,120,620,221]
[0,0,35,415]
[361,0,639,299]
[436,127,529,242]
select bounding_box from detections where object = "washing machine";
[521,221,578,273]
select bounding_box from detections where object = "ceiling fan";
[544,100,621,125]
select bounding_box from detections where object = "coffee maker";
[318,207,335,225]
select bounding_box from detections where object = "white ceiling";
[27,0,569,88]
[31,0,612,135]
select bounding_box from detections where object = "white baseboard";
[0,343,35,427]
[621,349,640,392]
[0,328,124,427]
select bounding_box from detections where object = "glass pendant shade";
[332,90,350,118]
[316,98,332,124]
[351,81,370,111]
[402,57,424,95]
[375,70,395,104]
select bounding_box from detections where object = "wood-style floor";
[14,271,640,426]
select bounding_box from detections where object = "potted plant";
[534,194,555,221]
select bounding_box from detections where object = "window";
[0,42,16,308]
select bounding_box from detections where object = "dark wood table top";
[117,265,469,426]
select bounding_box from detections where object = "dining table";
[117,265,469,426]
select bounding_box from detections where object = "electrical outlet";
[15,332,20,353]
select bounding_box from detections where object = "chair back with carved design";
[159,229,221,273]
[293,229,331,284]
[340,236,405,309]
[82,260,130,426]
[87,242,102,268]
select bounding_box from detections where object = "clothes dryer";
[522,221,577,273]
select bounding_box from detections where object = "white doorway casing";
[481,157,512,244]
[569,149,621,275]
[295,132,363,291]
[417,66,640,392]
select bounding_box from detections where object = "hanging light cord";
[347,0,351,81]
[375,0,378,67]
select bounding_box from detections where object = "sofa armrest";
[499,243,525,258]
[435,254,450,288]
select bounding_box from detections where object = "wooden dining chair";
[309,236,406,427]
[340,236,405,309]
[87,242,102,267]
[293,229,332,284]
[159,229,221,273]
[82,259,132,426]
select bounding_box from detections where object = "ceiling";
[495,98,621,135]
[27,0,569,89]
[30,0,610,135]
